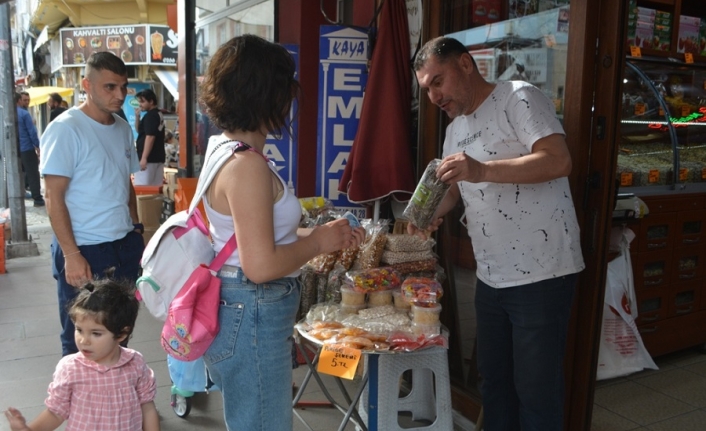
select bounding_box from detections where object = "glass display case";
[618,58,706,194]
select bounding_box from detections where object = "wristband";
[133,223,145,234]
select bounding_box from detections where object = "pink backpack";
[160,236,236,361]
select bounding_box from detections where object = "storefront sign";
[265,45,299,193]
[60,25,177,67]
[316,26,368,218]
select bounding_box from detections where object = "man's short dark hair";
[135,89,157,104]
[49,92,63,104]
[85,51,127,78]
[413,36,476,71]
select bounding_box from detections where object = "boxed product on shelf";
[677,15,701,53]
[471,0,502,26]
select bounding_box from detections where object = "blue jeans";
[475,274,577,431]
[51,232,144,356]
[204,267,300,431]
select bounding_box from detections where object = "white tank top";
[204,161,302,277]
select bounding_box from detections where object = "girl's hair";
[68,279,140,341]
[199,34,300,136]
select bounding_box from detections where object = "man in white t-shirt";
[411,36,585,431]
[40,52,145,356]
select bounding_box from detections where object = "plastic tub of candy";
[392,290,411,311]
[368,289,393,307]
[411,322,441,337]
[340,285,366,306]
[411,303,442,325]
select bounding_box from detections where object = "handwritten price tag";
[620,172,633,187]
[630,46,641,57]
[681,105,690,117]
[634,103,646,116]
[685,53,694,64]
[317,344,361,379]
[658,107,665,116]
[679,168,688,182]
[648,170,660,183]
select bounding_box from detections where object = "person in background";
[133,89,165,186]
[47,93,67,122]
[411,36,585,431]
[40,52,145,356]
[60,100,69,109]
[199,34,365,431]
[164,129,178,167]
[15,91,45,207]
[4,279,159,431]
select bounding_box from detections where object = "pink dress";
[45,347,156,431]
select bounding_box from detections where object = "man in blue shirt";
[15,91,45,206]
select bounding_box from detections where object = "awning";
[34,26,49,52]
[25,87,74,107]
[154,69,179,100]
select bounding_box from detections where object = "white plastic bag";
[596,227,658,380]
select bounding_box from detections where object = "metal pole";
[1,2,38,257]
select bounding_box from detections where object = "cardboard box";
[678,15,701,53]
[137,194,164,228]
[142,227,158,246]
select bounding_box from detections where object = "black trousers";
[20,150,42,201]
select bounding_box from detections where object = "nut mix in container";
[402,159,450,230]
[402,277,443,306]
[345,267,402,293]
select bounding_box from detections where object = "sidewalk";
[1,202,465,431]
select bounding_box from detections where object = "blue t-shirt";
[40,107,140,245]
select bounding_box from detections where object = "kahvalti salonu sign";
[60,25,177,67]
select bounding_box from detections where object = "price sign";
[634,103,646,116]
[630,46,642,57]
[620,172,633,186]
[702,168,706,180]
[682,105,691,117]
[679,168,689,182]
[648,170,660,183]
[317,344,361,379]
[685,53,694,64]
[658,107,665,116]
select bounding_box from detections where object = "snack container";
[368,289,393,307]
[411,303,442,325]
[392,290,411,311]
[340,285,366,306]
[402,277,443,305]
[412,322,441,337]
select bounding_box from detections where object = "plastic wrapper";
[387,330,449,352]
[316,272,328,304]
[305,303,342,323]
[326,265,347,303]
[381,249,436,265]
[384,234,435,252]
[299,196,333,218]
[298,265,318,319]
[389,258,437,275]
[351,220,389,270]
[336,246,359,270]
[402,277,443,306]
[345,267,402,292]
[307,250,340,274]
[402,159,450,230]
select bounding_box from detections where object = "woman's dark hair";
[69,278,139,341]
[413,36,476,71]
[199,34,300,135]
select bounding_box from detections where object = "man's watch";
[133,223,145,234]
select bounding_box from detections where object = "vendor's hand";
[5,407,29,431]
[139,159,147,171]
[407,217,443,239]
[437,152,486,184]
[64,253,93,288]
[314,218,365,254]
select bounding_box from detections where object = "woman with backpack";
[198,34,366,431]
